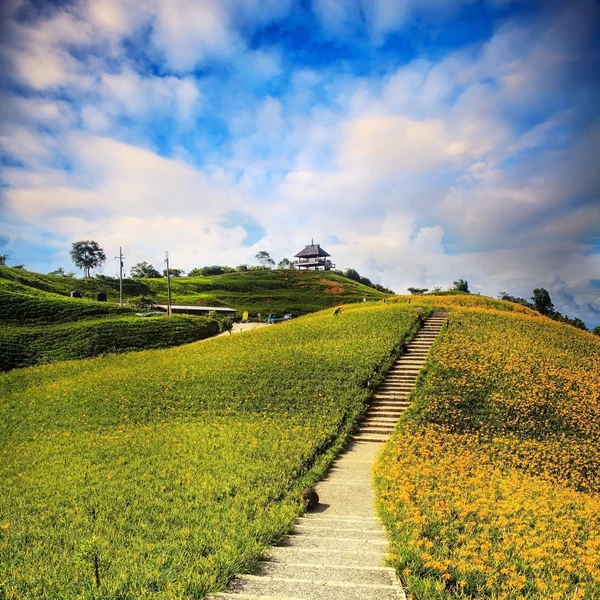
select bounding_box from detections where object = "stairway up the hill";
[355,309,447,443]
[207,310,448,600]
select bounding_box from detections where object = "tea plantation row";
[0,315,220,371]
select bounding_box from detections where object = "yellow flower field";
[376,303,600,599]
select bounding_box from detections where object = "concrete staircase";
[354,310,447,443]
[207,310,448,600]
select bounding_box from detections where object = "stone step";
[373,392,411,399]
[370,398,411,405]
[363,416,398,423]
[376,384,413,389]
[291,526,387,541]
[361,428,394,435]
[353,433,389,443]
[369,400,408,408]
[381,384,414,390]
[367,408,404,416]
[226,574,403,600]
[280,532,388,556]
[370,400,410,407]
[251,562,398,586]
[296,517,384,532]
[266,547,386,568]
[362,422,397,431]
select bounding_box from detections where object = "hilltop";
[0,267,219,371]
[0,266,388,316]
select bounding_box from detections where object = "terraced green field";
[0,272,220,371]
[0,266,387,317]
[0,302,424,598]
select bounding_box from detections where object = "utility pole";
[165,251,172,316]
[115,247,125,306]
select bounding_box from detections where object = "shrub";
[0,316,219,371]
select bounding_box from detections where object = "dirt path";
[218,322,269,336]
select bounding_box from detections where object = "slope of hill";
[375,298,600,599]
[0,268,220,371]
[0,266,388,317]
[0,302,424,598]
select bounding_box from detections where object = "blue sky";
[0,0,599,326]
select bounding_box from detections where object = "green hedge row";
[0,286,133,326]
[0,316,220,371]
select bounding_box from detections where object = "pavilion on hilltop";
[293,240,335,271]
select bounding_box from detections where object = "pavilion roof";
[294,243,331,258]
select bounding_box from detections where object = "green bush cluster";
[0,286,131,326]
[0,316,220,371]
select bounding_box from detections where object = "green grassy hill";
[2,291,597,598]
[0,266,388,317]
[0,268,220,371]
[0,302,424,598]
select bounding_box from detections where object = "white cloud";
[151,0,241,71]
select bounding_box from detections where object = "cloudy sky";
[0,0,599,325]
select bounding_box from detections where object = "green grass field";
[0,266,389,371]
[0,266,388,317]
[0,316,220,371]
[0,302,424,598]
[0,271,222,371]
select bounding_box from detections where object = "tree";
[130,261,161,279]
[568,318,587,331]
[344,268,361,282]
[452,279,470,293]
[191,265,234,276]
[531,288,554,315]
[277,258,295,269]
[48,267,65,276]
[163,268,185,278]
[592,325,600,336]
[236,264,249,271]
[129,295,158,310]
[70,241,106,277]
[408,287,429,295]
[255,251,275,268]
[373,283,395,294]
[0,254,8,266]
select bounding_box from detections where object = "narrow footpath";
[208,310,448,600]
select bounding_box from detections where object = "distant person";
[363,296,366,302]
[257,312,261,321]
[333,306,342,316]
